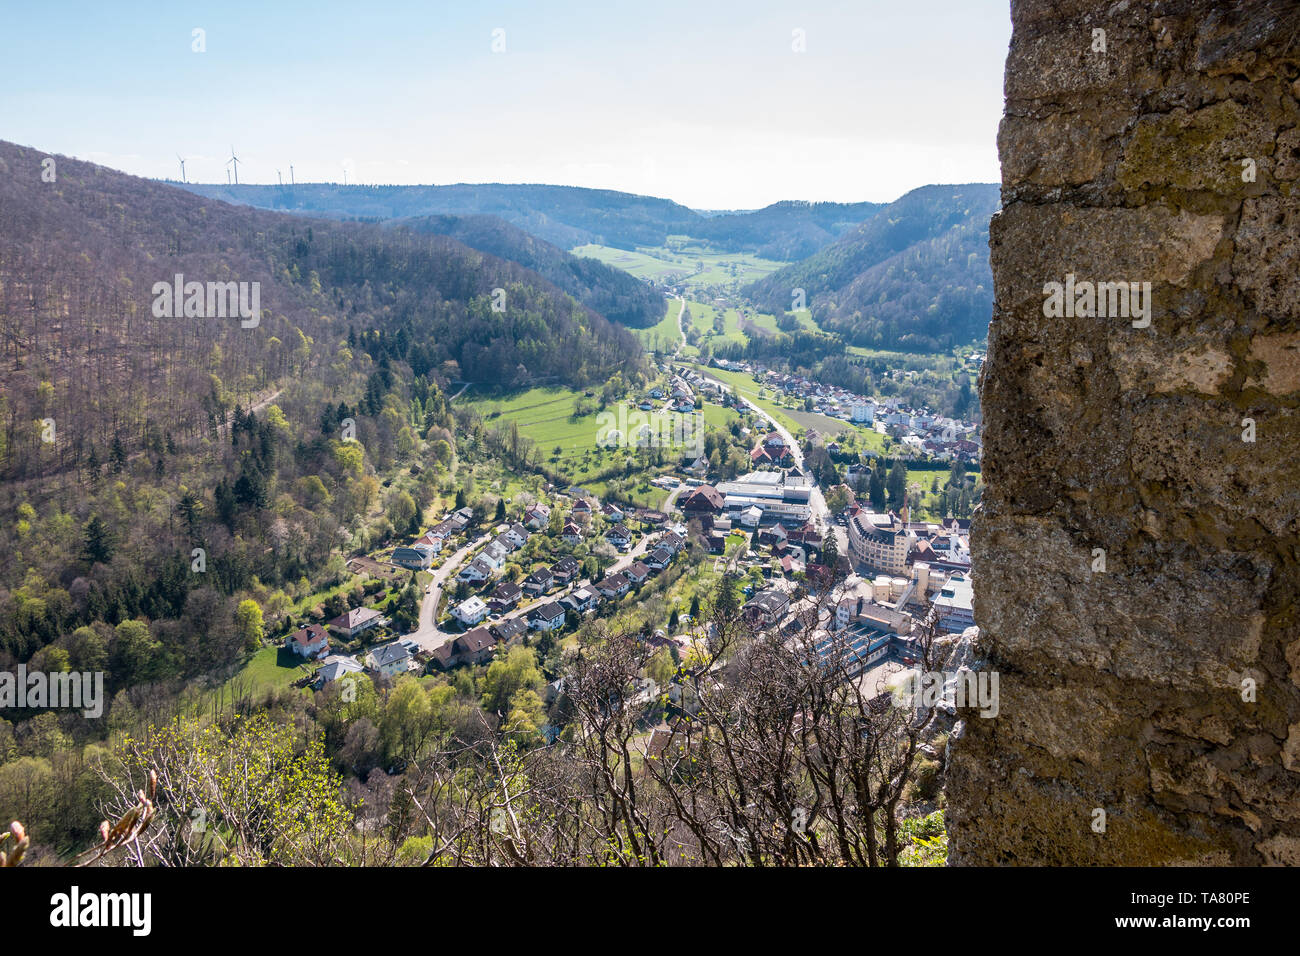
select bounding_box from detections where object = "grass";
[465,386,614,483]
[631,297,683,352]
[288,573,366,618]
[573,241,787,297]
[906,466,982,520]
[685,364,808,438]
[209,645,314,712]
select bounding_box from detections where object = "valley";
[0,140,986,869]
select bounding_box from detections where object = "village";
[279,370,978,711]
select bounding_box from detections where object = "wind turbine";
[226,145,241,185]
[289,165,295,185]
[276,169,282,186]
[176,154,187,183]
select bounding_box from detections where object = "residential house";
[453,596,489,627]
[561,586,600,613]
[501,523,529,550]
[681,484,725,518]
[751,432,793,467]
[327,607,383,641]
[523,503,552,530]
[451,627,497,666]
[313,654,363,688]
[527,601,567,632]
[489,580,522,612]
[645,547,673,571]
[522,567,555,596]
[391,544,435,570]
[562,522,584,546]
[366,642,412,679]
[658,531,685,554]
[480,540,509,569]
[601,502,626,523]
[625,561,650,586]
[597,573,631,599]
[492,617,529,645]
[287,624,330,659]
[458,557,494,584]
[551,555,580,585]
[741,589,791,627]
[606,524,633,550]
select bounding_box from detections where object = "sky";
[0,1,1012,210]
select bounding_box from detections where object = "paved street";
[409,489,685,653]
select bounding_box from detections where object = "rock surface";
[948,0,1300,864]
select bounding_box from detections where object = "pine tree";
[81,514,115,564]
[110,435,127,474]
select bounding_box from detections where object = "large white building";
[847,510,914,575]
[932,573,975,633]
[716,470,813,525]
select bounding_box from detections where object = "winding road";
[409,483,688,653]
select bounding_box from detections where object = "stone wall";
[948,0,1300,864]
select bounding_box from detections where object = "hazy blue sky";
[1,1,1011,209]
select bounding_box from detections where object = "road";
[672,295,686,357]
[687,368,831,535]
[408,500,684,653]
[409,531,491,651]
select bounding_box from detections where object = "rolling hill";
[0,138,648,688]
[176,182,879,262]
[393,213,666,327]
[745,183,1000,351]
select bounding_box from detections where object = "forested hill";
[0,140,646,485]
[393,213,666,327]
[686,199,883,260]
[0,138,647,690]
[744,184,1000,352]
[177,181,697,250]
[176,181,879,260]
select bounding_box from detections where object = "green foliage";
[898,811,948,867]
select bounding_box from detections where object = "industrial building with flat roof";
[715,470,813,525]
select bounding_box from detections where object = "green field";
[464,384,730,487]
[573,241,787,297]
[465,386,619,483]
[631,297,683,352]
[907,466,982,521]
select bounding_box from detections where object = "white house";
[366,642,412,679]
[453,596,489,627]
[458,557,494,584]
[287,624,330,659]
[527,602,566,632]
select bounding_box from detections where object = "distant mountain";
[175,182,877,261]
[687,200,884,260]
[745,184,1000,352]
[393,213,666,328]
[176,182,698,251]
